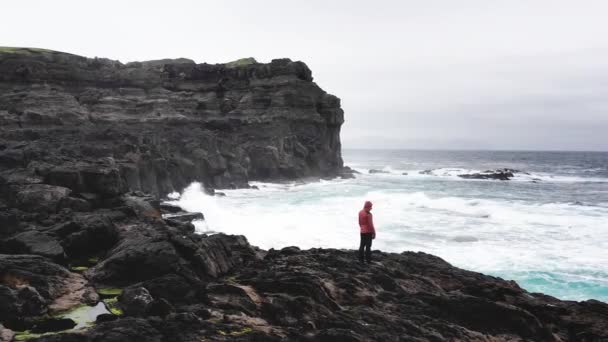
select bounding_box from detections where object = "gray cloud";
[2,0,607,150]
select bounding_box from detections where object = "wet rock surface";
[2,202,607,341]
[457,169,525,181]
[0,48,606,341]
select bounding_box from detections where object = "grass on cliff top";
[225,57,257,68]
[0,46,55,54]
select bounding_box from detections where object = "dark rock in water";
[340,166,358,179]
[95,313,118,323]
[402,172,408,175]
[214,192,226,197]
[163,218,195,234]
[159,203,182,214]
[458,168,518,181]
[249,185,260,190]
[419,169,433,175]
[30,318,76,333]
[164,212,204,223]
[368,169,389,174]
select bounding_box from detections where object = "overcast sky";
[2,0,607,151]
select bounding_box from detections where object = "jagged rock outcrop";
[0,47,344,198]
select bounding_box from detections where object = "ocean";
[169,149,608,302]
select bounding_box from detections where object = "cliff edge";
[0,47,344,197]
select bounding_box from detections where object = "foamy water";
[170,150,608,302]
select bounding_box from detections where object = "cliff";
[0,48,607,342]
[0,47,344,197]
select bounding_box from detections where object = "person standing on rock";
[358,200,376,263]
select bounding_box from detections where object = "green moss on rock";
[13,330,68,341]
[225,57,257,68]
[103,297,123,316]
[218,327,253,336]
[97,288,123,297]
[70,266,89,272]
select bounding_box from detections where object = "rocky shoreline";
[1,193,607,341]
[1,48,607,341]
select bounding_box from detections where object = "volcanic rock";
[2,230,65,261]
[0,48,345,197]
[458,169,519,181]
[368,169,389,174]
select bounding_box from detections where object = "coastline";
[1,194,607,340]
[0,47,607,341]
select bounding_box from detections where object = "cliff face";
[0,48,344,197]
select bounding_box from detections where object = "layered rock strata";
[0,48,344,197]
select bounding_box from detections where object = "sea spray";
[172,150,608,301]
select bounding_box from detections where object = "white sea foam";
[173,160,608,300]
[356,166,607,183]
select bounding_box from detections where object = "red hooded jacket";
[358,201,375,234]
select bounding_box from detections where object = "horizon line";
[343,147,607,153]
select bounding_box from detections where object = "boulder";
[159,203,182,214]
[90,226,182,283]
[164,212,204,223]
[30,318,77,333]
[12,184,71,213]
[87,318,162,342]
[3,231,65,261]
[0,254,95,322]
[122,194,161,219]
[169,233,260,278]
[60,213,119,258]
[140,274,199,303]
[119,286,154,316]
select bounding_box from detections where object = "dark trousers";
[359,233,373,263]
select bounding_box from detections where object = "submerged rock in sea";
[458,168,523,180]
